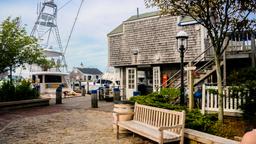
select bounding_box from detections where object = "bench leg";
[160,131,163,144]
[116,125,119,139]
[180,138,184,144]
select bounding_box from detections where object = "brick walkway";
[0,95,113,131]
[0,96,154,144]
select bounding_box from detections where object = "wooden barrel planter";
[112,103,134,133]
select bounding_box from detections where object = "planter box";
[0,98,50,110]
[185,128,239,144]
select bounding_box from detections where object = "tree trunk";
[9,66,13,83]
[215,56,224,122]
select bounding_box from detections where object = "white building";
[70,67,103,82]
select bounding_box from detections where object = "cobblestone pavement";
[0,96,154,144]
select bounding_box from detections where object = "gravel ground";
[0,109,154,144]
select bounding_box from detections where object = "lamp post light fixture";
[176,31,189,106]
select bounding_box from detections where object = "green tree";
[145,0,256,122]
[37,58,56,71]
[0,17,45,82]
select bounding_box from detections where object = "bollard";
[56,84,63,104]
[113,88,121,102]
[86,81,90,94]
[91,90,98,108]
[81,85,85,96]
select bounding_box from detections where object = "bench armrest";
[158,124,183,131]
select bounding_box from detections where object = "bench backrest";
[133,103,185,134]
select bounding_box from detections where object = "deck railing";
[201,84,247,115]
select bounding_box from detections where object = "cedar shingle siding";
[108,14,203,67]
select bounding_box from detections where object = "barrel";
[91,90,98,108]
[113,88,121,101]
[113,104,134,133]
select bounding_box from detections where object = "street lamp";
[176,31,189,106]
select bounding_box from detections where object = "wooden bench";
[116,103,186,144]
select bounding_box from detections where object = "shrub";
[159,88,180,103]
[0,80,39,102]
[15,80,39,100]
[186,109,217,132]
[0,81,15,101]
[129,92,227,137]
[228,67,256,124]
[130,92,185,111]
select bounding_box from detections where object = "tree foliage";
[145,0,256,122]
[0,17,45,81]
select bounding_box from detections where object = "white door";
[153,66,161,92]
[126,68,137,99]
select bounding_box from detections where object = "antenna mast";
[31,0,67,72]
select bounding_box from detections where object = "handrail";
[158,45,213,90]
[191,45,213,63]
[195,58,215,72]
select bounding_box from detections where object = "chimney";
[137,8,139,18]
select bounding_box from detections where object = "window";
[96,75,99,79]
[45,75,62,83]
[32,75,43,83]
[88,75,92,81]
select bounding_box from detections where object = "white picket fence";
[201,85,245,116]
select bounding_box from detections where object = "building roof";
[77,68,103,75]
[108,11,160,36]
[125,11,160,21]
[108,11,198,36]
[107,24,123,36]
[178,16,198,26]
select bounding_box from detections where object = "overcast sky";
[0,0,157,72]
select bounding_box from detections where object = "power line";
[63,0,85,54]
[58,0,73,11]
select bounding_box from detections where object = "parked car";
[82,79,120,93]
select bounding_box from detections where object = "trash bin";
[91,90,98,108]
[133,91,140,96]
[113,103,134,133]
[113,88,121,101]
[56,84,63,104]
[104,86,110,97]
[86,82,90,94]
[81,85,85,96]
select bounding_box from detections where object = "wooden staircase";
[159,45,223,89]
[193,61,223,86]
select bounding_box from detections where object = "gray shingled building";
[108,11,255,99]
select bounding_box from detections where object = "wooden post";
[185,62,196,111]
[201,84,206,115]
[251,33,256,67]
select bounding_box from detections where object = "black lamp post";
[176,31,188,106]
